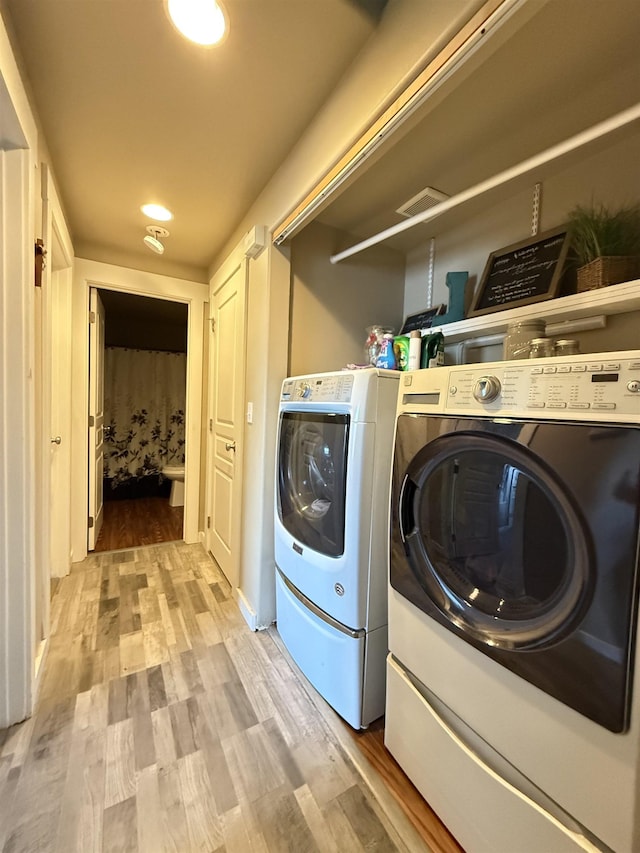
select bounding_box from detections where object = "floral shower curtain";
[104,347,186,491]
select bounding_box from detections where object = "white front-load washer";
[386,352,640,852]
[274,367,399,729]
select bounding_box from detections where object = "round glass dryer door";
[277,412,349,557]
[400,432,593,650]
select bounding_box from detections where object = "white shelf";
[329,104,640,264]
[428,279,640,344]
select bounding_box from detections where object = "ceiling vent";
[396,186,450,218]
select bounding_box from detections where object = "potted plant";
[568,201,640,291]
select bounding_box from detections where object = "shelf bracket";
[531,182,542,236]
[427,238,435,307]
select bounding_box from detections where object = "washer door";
[277,411,348,557]
[391,414,640,731]
[399,431,592,650]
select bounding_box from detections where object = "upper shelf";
[311,0,640,259]
[428,279,640,344]
[329,104,640,264]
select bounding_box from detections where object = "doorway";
[93,289,189,551]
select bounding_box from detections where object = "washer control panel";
[447,354,640,420]
[281,374,354,403]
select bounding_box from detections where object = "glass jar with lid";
[529,337,554,358]
[503,319,546,360]
[554,339,580,356]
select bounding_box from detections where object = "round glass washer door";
[286,422,337,520]
[399,432,594,650]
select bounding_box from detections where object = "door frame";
[70,258,208,562]
[0,23,39,727]
[41,164,74,584]
[205,251,248,591]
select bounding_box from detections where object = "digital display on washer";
[592,374,619,382]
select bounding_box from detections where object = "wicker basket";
[576,256,640,292]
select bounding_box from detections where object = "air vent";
[396,186,450,218]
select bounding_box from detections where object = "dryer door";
[277,411,348,557]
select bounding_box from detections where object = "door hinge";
[209,418,213,431]
[88,516,94,528]
[35,239,46,287]
[89,310,96,323]
[210,318,215,333]
[88,415,95,427]
[207,516,211,529]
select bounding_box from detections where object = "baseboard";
[237,588,272,632]
[237,588,258,631]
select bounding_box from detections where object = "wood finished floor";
[95,497,184,552]
[0,541,457,853]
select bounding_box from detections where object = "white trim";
[0,147,36,728]
[236,588,258,632]
[0,11,39,728]
[0,14,37,152]
[71,258,208,561]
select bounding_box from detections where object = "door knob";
[225,440,236,452]
[51,436,62,445]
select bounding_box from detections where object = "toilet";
[163,465,185,507]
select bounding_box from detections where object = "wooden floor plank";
[0,541,458,853]
[94,497,183,552]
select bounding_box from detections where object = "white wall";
[208,2,487,627]
[229,240,289,628]
[290,221,405,375]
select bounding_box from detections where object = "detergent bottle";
[375,333,397,369]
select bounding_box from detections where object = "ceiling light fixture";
[141,203,173,221]
[144,225,170,255]
[167,0,227,46]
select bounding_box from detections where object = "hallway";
[0,542,436,852]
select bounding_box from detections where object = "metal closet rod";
[329,102,640,265]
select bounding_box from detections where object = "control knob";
[473,375,501,403]
[298,382,311,399]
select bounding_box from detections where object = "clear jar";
[529,337,554,358]
[503,319,546,360]
[554,339,580,356]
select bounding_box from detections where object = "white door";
[88,288,105,550]
[42,165,74,577]
[206,259,247,588]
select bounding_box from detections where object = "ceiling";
[1,0,388,281]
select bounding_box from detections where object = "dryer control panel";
[281,374,354,403]
[446,352,640,422]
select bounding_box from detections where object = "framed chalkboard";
[399,304,446,334]
[468,226,571,317]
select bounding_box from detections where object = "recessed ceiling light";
[167,0,227,46]
[141,203,173,221]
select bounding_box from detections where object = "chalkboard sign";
[399,304,446,334]
[468,226,571,317]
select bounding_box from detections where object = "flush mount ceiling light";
[167,0,227,46]
[141,203,173,221]
[144,225,170,255]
